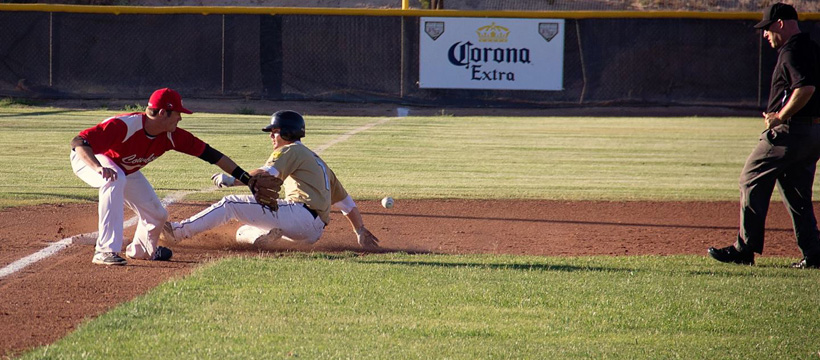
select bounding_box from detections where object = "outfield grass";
[0,106,777,208]
[18,254,820,359]
[5,106,820,359]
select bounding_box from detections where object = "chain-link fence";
[1,8,816,108]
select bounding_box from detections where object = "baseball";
[381,196,394,209]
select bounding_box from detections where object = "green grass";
[18,254,820,359]
[321,115,761,201]
[0,107,778,208]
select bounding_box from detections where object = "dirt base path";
[0,199,808,357]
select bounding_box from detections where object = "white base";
[70,233,97,245]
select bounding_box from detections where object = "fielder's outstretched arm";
[198,145,252,186]
[210,166,270,188]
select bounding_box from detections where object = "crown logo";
[476,22,509,43]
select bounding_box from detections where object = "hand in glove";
[247,173,283,212]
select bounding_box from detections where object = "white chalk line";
[0,117,395,279]
[0,191,190,279]
[313,117,393,154]
[0,239,72,279]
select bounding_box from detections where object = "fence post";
[221,14,225,95]
[400,15,407,99]
[49,12,53,87]
[575,19,586,105]
[260,14,283,100]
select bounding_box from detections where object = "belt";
[787,117,820,124]
[303,204,318,219]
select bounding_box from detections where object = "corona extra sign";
[420,17,565,91]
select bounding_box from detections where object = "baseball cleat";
[707,245,754,265]
[152,246,173,261]
[92,252,127,266]
[255,228,283,248]
[160,222,179,244]
[236,225,282,247]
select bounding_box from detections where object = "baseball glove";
[247,173,283,212]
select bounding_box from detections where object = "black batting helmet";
[262,110,305,141]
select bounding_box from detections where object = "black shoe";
[152,246,173,261]
[708,245,754,265]
[791,257,820,269]
[92,252,127,266]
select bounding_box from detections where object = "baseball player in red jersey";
[70,88,255,266]
[161,110,381,249]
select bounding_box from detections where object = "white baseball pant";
[70,151,167,259]
[171,194,325,245]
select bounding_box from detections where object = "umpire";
[709,3,820,269]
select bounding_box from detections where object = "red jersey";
[78,112,207,175]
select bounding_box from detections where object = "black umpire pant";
[736,120,820,258]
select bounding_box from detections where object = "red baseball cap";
[147,88,193,114]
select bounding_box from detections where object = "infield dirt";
[0,199,810,357]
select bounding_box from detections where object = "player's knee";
[211,196,231,209]
[222,194,256,205]
[222,194,241,203]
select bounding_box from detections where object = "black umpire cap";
[754,3,798,29]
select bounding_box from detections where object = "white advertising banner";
[419,17,565,91]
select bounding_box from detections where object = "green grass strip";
[20,253,820,359]
[0,107,784,208]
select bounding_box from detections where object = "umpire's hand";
[763,112,785,129]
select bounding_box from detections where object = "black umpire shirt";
[767,32,820,117]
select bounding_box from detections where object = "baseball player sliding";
[161,110,381,249]
[70,88,256,266]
